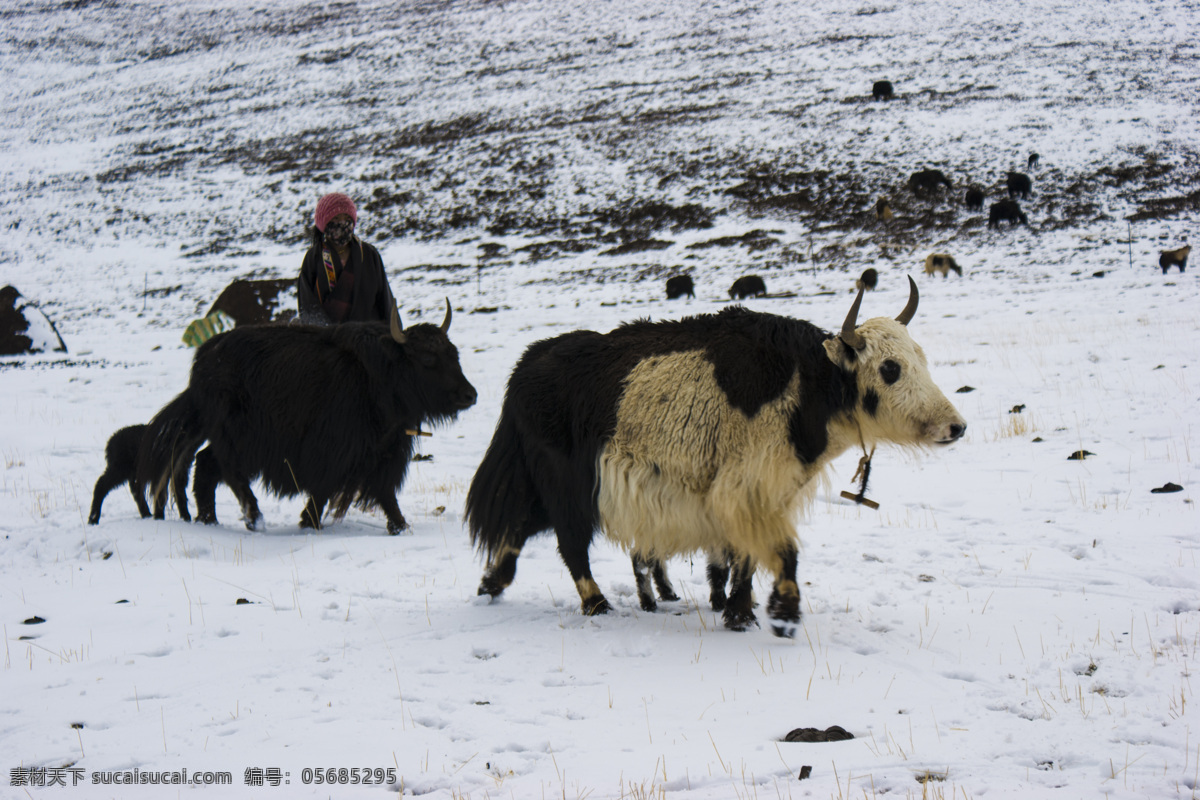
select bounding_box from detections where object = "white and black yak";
[924,254,962,278]
[137,301,476,534]
[1159,245,1190,274]
[466,278,966,637]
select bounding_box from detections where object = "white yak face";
[823,316,966,448]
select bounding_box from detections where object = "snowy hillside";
[1,0,1197,797]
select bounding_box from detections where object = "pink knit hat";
[313,193,357,232]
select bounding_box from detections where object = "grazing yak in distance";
[924,254,962,278]
[1006,171,1032,199]
[666,274,695,299]
[989,199,1028,229]
[908,168,952,196]
[1159,245,1190,274]
[875,198,894,221]
[138,301,476,534]
[1027,152,1040,170]
[872,80,894,100]
[964,187,984,211]
[729,275,767,299]
[466,278,966,637]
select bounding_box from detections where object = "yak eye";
[880,359,901,385]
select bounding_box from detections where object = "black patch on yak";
[863,389,880,417]
[880,359,900,385]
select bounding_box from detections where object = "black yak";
[988,199,1028,229]
[466,278,966,637]
[1006,171,1032,199]
[872,80,894,100]
[729,275,767,299]
[908,169,952,196]
[964,187,984,211]
[666,275,695,299]
[138,301,476,535]
[1159,245,1190,274]
[856,268,879,291]
[1027,153,1040,170]
[924,254,962,278]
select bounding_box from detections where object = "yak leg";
[766,543,802,639]
[632,555,680,612]
[129,477,152,519]
[299,495,326,530]
[375,491,409,536]
[87,470,126,525]
[651,559,679,603]
[226,476,262,532]
[707,548,733,611]
[193,447,221,525]
[170,450,191,522]
[554,523,610,616]
[722,556,759,632]
[478,543,523,599]
[632,554,659,612]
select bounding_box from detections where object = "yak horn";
[895,275,919,326]
[440,298,452,333]
[390,305,407,344]
[839,286,866,351]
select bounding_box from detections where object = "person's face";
[325,214,354,247]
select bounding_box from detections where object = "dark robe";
[296,238,396,325]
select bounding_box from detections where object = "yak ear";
[390,305,407,344]
[822,335,856,369]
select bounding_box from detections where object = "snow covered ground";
[1,0,1197,797]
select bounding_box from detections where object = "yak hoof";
[243,515,262,532]
[477,579,506,599]
[657,587,680,603]
[386,517,410,536]
[197,512,218,525]
[639,596,658,613]
[581,596,613,616]
[770,622,799,639]
[87,513,100,526]
[723,608,759,632]
[299,515,322,531]
[710,591,727,612]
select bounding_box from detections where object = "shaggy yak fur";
[988,199,1028,229]
[137,303,476,534]
[666,274,695,299]
[924,254,962,278]
[1159,245,1190,274]
[466,278,966,637]
[728,275,767,299]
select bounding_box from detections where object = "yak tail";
[136,390,205,511]
[465,406,546,562]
